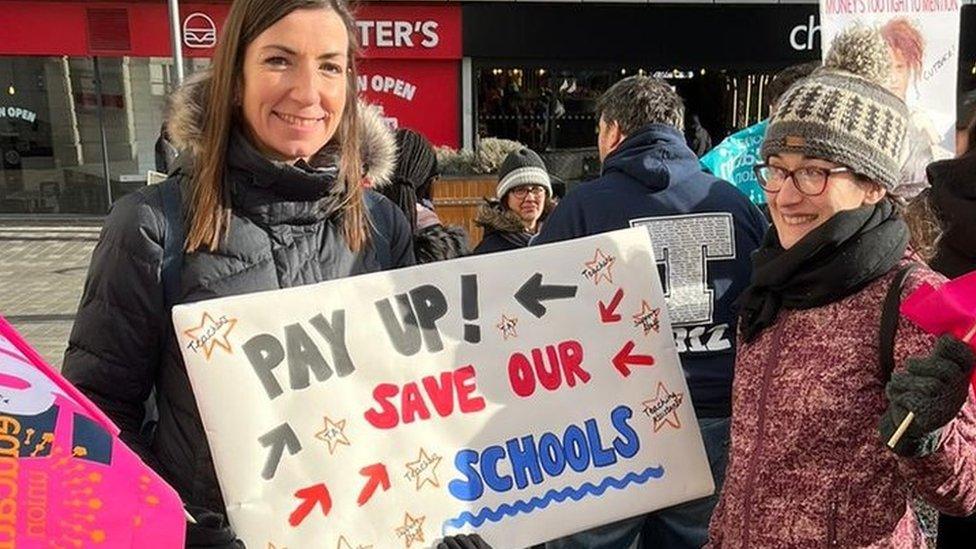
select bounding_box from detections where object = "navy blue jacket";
[534,124,767,417]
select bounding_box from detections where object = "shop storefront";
[0,1,973,215]
[0,0,461,215]
[463,2,976,182]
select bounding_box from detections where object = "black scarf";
[738,201,909,342]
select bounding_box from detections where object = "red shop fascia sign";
[0,1,462,146]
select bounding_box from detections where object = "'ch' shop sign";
[173,228,713,548]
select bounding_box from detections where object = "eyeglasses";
[510,185,547,198]
[753,163,855,197]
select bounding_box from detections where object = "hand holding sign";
[174,228,713,548]
[886,271,976,450]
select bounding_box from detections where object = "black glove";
[185,506,245,549]
[879,335,975,457]
[437,534,493,549]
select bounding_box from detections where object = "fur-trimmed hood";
[163,69,396,186]
[474,198,555,235]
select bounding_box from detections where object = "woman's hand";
[437,534,493,549]
[879,335,975,457]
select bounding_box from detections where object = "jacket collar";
[929,151,976,258]
[226,130,345,226]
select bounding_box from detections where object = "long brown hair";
[902,194,941,262]
[186,0,367,252]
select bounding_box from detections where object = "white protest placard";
[172,227,713,549]
[819,0,960,190]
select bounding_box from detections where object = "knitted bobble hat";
[496,148,552,199]
[762,25,910,195]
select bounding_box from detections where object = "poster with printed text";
[0,317,185,548]
[173,228,714,549]
[819,0,961,191]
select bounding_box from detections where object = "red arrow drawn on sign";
[613,340,655,377]
[599,288,625,323]
[357,463,391,507]
[289,483,332,527]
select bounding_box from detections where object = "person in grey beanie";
[709,26,976,547]
[472,147,555,254]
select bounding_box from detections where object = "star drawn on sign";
[337,535,373,549]
[395,512,426,548]
[405,447,442,490]
[182,312,238,360]
[642,382,684,432]
[632,300,661,336]
[582,248,616,285]
[314,416,351,454]
[496,315,519,340]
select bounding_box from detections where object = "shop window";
[0,56,110,214]
[0,55,208,215]
[475,65,743,183]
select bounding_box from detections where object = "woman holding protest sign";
[707,27,976,548]
[62,0,416,545]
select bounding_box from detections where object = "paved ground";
[0,223,100,370]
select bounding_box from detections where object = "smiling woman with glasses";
[710,27,976,548]
[473,147,556,255]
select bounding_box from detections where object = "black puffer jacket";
[929,151,976,278]
[471,199,553,254]
[63,137,413,519]
[416,224,469,262]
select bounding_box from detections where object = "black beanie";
[380,129,439,231]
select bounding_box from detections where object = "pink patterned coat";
[708,259,976,548]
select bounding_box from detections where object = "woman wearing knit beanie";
[473,147,556,254]
[707,26,976,548]
[379,128,470,263]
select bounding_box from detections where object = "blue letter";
[481,445,514,493]
[506,435,543,489]
[448,449,484,501]
[563,425,591,472]
[611,405,640,458]
[538,432,566,477]
[585,418,618,467]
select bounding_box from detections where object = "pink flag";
[0,315,185,548]
[900,270,976,394]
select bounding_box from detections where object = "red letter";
[508,352,535,397]
[401,382,431,424]
[455,365,486,413]
[364,384,400,429]
[559,340,589,386]
[537,346,562,391]
[423,371,456,418]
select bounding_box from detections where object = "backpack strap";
[880,264,919,380]
[143,177,184,442]
[159,178,185,309]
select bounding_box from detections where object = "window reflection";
[0,55,207,214]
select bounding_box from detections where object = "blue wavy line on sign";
[441,465,666,532]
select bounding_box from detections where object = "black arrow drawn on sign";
[259,422,302,480]
[515,272,579,318]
